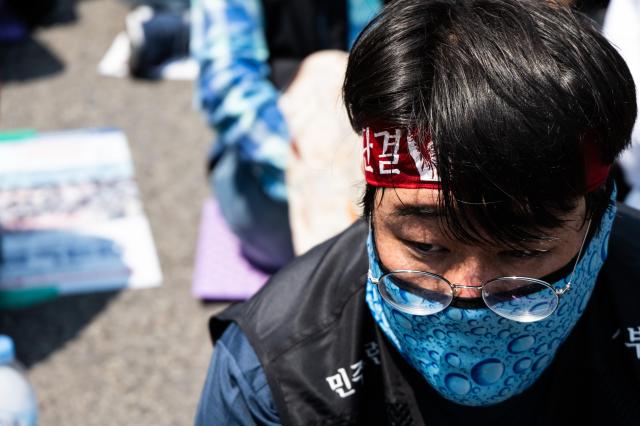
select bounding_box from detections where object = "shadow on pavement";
[41,0,79,27]
[0,290,119,368]
[0,37,64,82]
[0,0,83,82]
[8,0,78,29]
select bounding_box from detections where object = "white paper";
[0,128,163,294]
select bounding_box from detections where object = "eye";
[405,240,449,256]
[501,249,550,259]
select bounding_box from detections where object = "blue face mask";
[366,195,617,406]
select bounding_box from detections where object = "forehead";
[374,188,444,225]
[376,188,440,212]
[373,187,586,241]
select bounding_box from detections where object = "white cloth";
[603,0,640,209]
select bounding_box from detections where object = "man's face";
[373,188,588,299]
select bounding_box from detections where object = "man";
[196,0,640,424]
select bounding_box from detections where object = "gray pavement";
[0,1,228,424]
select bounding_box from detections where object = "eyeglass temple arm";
[555,218,592,296]
[368,270,379,284]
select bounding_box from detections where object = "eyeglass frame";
[368,218,592,321]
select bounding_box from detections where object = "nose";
[445,256,499,299]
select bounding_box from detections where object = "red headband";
[362,127,611,191]
[362,127,440,189]
[582,133,611,192]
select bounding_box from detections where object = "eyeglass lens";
[379,272,559,321]
[482,279,558,322]
[379,271,453,315]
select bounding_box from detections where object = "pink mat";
[192,198,269,300]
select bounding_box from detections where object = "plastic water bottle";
[0,335,37,426]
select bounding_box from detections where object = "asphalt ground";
[0,1,228,424]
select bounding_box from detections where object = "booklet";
[0,128,162,308]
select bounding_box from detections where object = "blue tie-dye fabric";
[191,0,382,201]
[366,194,617,406]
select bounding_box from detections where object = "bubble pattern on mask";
[366,198,617,406]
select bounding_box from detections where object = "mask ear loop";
[555,217,592,296]
[367,217,378,282]
[367,215,382,281]
[368,214,394,278]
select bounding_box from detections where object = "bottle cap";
[0,335,16,364]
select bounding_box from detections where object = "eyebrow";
[392,204,443,219]
[390,203,564,247]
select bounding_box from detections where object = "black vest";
[211,205,640,426]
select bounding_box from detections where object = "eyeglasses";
[369,219,591,323]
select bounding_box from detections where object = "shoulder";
[597,204,640,360]
[218,221,387,425]
[601,203,640,291]
[597,204,640,309]
[582,206,640,422]
[232,219,369,358]
[607,203,640,268]
[196,323,280,426]
[208,221,372,424]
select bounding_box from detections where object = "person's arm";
[191,0,290,201]
[195,323,280,426]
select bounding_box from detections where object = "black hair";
[344,0,636,245]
